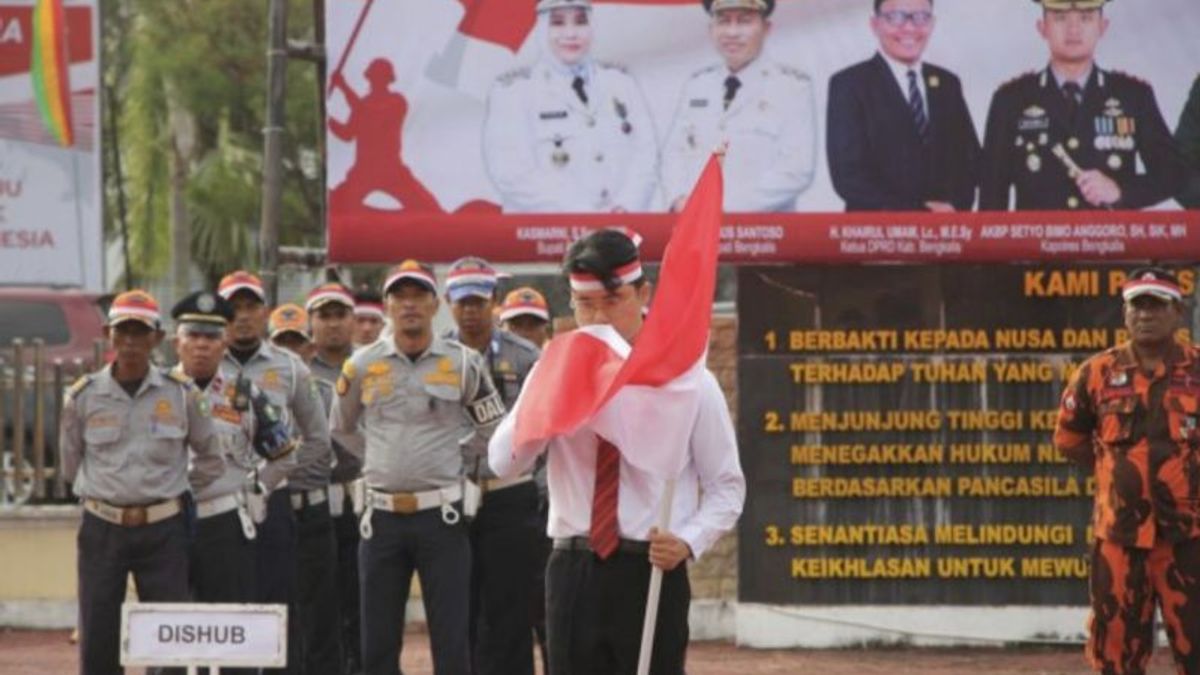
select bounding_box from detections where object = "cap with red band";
[1122,268,1183,303]
[306,283,355,312]
[108,290,162,328]
[217,270,266,302]
[500,287,551,322]
[383,260,437,294]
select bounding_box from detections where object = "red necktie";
[590,437,621,559]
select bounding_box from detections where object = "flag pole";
[636,477,676,675]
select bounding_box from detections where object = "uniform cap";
[446,256,499,302]
[1122,267,1183,304]
[108,290,161,329]
[306,282,355,312]
[1033,0,1109,10]
[383,260,437,294]
[537,0,592,12]
[704,0,774,15]
[217,270,266,302]
[171,291,234,335]
[354,288,385,319]
[268,303,311,340]
[500,287,551,323]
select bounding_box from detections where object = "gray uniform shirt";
[313,376,364,483]
[330,335,505,493]
[222,341,332,492]
[185,364,296,502]
[446,329,540,481]
[60,364,222,505]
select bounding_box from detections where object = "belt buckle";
[122,506,148,527]
[392,493,418,514]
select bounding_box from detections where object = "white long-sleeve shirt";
[489,360,744,560]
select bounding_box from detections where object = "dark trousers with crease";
[77,511,190,675]
[257,490,300,674]
[190,508,257,675]
[294,500,343,674]
[546,547,690,675]
[359,507,470,675]
[333,496,363,674]
[468,482,541,675]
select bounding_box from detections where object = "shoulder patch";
[67,374,94,398]
[598,61,630,74]
[497,66,532,86]
[776,64,811,82]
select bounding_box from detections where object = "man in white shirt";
[488,229,745,674]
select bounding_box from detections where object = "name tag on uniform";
[539,110,568,120]
[689,98,709,108]
[467,391,505,427]
[1018,118,1049,131]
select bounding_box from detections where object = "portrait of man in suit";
[826,0,980,212]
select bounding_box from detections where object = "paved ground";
[0,628,1181,674]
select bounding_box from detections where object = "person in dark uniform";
[331,260,506,675]
[827,0,979,211]
[1175,74,1200,208]
[173,291,296,675]
[443,257,543,675]
[980,0,1187,211]
[60,290,223,675]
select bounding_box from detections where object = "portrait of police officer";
[980,0,1187,211]
[482,0,659,213]
[331,260,506,675]
[662,0,816,213]
[60,290,223,675]
[826,0,980,211]
[216,271,334,675]
[172,291,296,675]
[265,301,347,675]
[304,282,367,675]
[442,257,543,675]
[1175,73,1200,208]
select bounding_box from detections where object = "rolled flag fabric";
[511,154,724,478]
[31,0,73,147]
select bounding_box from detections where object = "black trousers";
[294,500,343,675]
[468,482,542,675]
[257,490,300,674]
[77,511,190,675]
[190,508,257,675]
[546,547,690,675]
[531,505,551,675]
[359,507,470,675]
[333,497,363,674]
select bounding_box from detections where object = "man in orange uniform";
[1055,267,1200,675]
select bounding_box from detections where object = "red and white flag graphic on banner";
[512,154,724,478]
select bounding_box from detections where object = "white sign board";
[0,0,103,290]
[120,602,287,668]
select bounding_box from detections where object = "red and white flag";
[512,154,724,478]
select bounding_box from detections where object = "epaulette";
[1004,70,1038,87]
[67,374,94,399]
[597,61,630,74]
[166,368,196,389]
[497,66,532,86]
[776,63,811,83]
[1107,69,1149,86]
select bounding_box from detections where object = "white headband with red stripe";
[569,259,643,292]
[1122,278,1182,303]
[306,288,355,312]
[354,303,384,319]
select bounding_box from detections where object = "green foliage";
[103,0,325,287]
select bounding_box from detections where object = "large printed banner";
[0,0,101,289]
[325,0,1200,263]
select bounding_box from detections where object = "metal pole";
[0,356,8,505]
[635,479,676,675]
[31,339,46,500]
[259,0,289,306]
[53,359,66,499]
[92,338,105,371]
[12,339,26,498]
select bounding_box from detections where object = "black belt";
[552,536,649,555]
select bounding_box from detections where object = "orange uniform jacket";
[1055,341,1200,549]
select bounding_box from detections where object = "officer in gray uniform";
[483,0,659,213]
[303,280,367,675]
[331,260,505,675]
[60,289,223,675]
[662,0,816,212]
[216,270,334,675]
[442,257,542,675]
[172,291,296,675]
